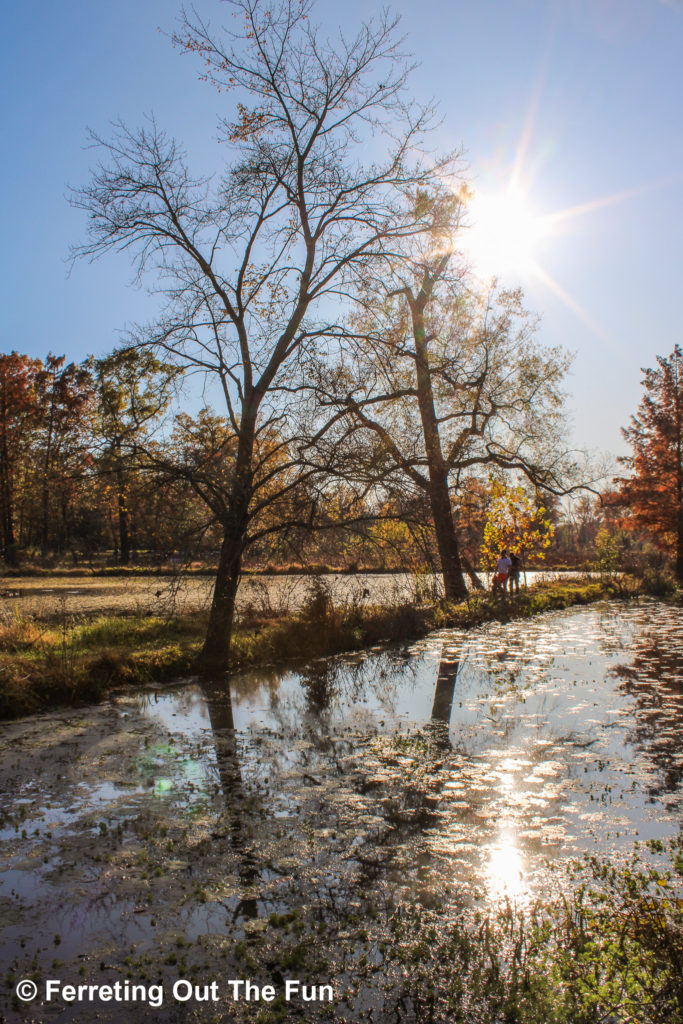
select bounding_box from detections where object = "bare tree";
[72,0,452,672]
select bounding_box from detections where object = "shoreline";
[0,574,674,721]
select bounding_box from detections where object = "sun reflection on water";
[487,832,526,900]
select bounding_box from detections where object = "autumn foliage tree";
[313,277,573,600]
[90,348,177,564]
[0,353,42,565]
[34,356,93,557]
[613,345,683,581]
[480,480,553,575]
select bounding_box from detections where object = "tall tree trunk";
[199,415,256,675]
[410,274,468,601]
[428,466,468,600]
[117,474,131,565]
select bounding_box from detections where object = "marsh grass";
[387,838,683,1023]
[0,605,204,718]
[0,574,674,719]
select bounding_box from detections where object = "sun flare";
[462,186,550,282]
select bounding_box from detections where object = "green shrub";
[638,566,678,596]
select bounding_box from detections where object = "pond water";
[1,598,682,1020]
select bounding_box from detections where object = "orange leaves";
[227,103,270,143]
[614,346,683,554]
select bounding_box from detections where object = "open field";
[0,569,572,623]
[0,572,424,622]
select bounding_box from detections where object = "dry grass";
[0,571,428,622]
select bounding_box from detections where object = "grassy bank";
[0,573,674,720]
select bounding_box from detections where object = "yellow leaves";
[480,481,554,570]
[368,515,432,572]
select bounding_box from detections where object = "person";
[508,551,521,594]
[492,550,512,592]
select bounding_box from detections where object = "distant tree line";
[0,340,674,589]
[0,349,193,567]
[0,342,614,572]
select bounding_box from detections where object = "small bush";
[638,566,678,596]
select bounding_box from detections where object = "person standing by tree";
[508,551,521,594]
[481,480,554,584]
[493,550,512,593]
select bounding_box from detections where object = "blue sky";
[2,0,682,457]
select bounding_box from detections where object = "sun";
[461,185,551,283]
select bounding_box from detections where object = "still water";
[1,598,682,1012]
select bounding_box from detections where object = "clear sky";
[2,0,682,458]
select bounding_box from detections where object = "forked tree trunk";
[428,466,469,601]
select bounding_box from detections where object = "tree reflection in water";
[609,616,683,797]
[300,661,340,718]
[200,680,260,920]
[430,643,461,734]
